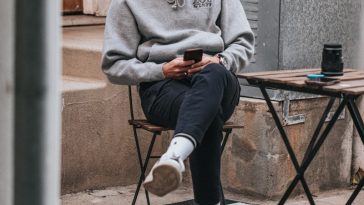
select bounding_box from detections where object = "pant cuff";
[174,133,197,148]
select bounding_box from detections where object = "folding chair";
[128,85,243,205]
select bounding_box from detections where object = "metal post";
[14,0,61,204]
[0,1,15,205]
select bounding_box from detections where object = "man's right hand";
[162,58,195,79]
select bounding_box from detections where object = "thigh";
[139,79,191,128]
[221,71,241,121]
[193,64,240,121]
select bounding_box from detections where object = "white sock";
[162,136,195,161]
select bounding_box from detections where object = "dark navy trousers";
[139,63,241,205]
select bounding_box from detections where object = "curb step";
[62,25,105,80]
[63,15,105,27]
[62,76,106,93]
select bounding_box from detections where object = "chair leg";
[221,129,232,155]
[131,126,150,204]
[220,129,232,205]
[132,132,158,205]
[133,126,149,204]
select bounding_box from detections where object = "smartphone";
[183,48,203,62]
[305,77,341,86]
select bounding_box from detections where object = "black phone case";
[305,78,340,86]
[183,48,203,62]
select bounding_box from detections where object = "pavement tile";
[61,185,364,205]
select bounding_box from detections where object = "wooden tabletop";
[237,69,364,95]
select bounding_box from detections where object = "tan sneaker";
[143,154,185,197]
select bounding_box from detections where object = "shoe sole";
[143,163,181,197]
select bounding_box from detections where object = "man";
[102,0,254,204]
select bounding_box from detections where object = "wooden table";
[238,68,364,205]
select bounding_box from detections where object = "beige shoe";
[143,154,185,197]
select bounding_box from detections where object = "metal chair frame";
[128,85,242,205]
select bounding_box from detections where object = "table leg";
[302,97,336,164]
[259,85,315,205]
[345,97,364,205]
[347,98,364,145]
[346,178,364,205]
[279,96,348,205]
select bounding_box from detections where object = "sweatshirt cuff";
[218,52,232,71]
[149,63,165,81]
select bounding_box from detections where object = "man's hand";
[163,58,195,79]
[187,56,220,76]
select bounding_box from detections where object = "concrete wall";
[353,6,364,175]
[221,97,353,199]
[0,1,14,205]
[280,0,362,69]
[61,82,171,193]
[61,26,171,193]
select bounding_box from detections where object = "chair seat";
[129,119,243,133]
[222,121,244,131]
[129,120,171,133]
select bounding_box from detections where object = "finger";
[172,67,189,75]
[168,58,183,67]
[191,58,212,68]
[179,60,195,67]
[172,71,188,79]
[188,66,204,75]
[174,67,190,73]
[191,61,206,69]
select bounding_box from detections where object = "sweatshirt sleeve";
[101,0,165,85]
[219,0,255,73]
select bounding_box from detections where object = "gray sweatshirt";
[102,0,255,85]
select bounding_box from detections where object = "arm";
[101,0,165,85]
[218,0,255,73]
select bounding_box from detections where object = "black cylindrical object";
[321,44,344,76]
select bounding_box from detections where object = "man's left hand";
[187,56,220,76]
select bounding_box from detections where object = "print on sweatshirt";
[193,0,212,8]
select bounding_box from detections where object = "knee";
[196,63,230,84]
[203,63,230,76]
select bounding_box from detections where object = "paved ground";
[61,185,364,205]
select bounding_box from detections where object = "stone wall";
[221,97,353,199]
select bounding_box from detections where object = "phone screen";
[183,48,203,62]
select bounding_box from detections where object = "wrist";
[213,56,220,64]
[216,54,228,68]
[162,63,169,78]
